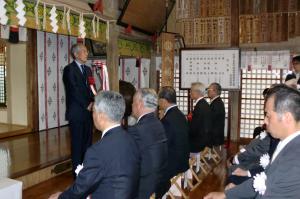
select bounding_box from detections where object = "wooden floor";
[0,126,71,178]
[0,125,242,198]
[23,144,240,199]
[0,123,28,139]
[23,165,228,199]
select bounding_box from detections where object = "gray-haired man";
[50,91,140,199]
[128,88,168,199]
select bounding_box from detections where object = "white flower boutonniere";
[253,172,267,195]
[240,148,246,153]
[259,131,267,140]
[75,164,84,176]
[260,153,270,169]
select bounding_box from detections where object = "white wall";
[0,109,7,123]
[5,43,28,125]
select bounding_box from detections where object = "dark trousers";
[69,118,93,178]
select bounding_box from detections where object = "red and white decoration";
[119,58,150,89]
[37,31,77,130]
[92,60,109,91]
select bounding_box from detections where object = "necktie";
[81,65,87,78]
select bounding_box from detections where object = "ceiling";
[40,0,175,35]
[117,0,175,35]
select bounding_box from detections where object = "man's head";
[292,55,300,73]
[190,82,206,100]
[264,84,300,140]
[207,82,222,99]
[132,88,158,119]
[93,91,125,131]
[158,86,176,111]
[71,43,88,64]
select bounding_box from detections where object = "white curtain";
[37,31,77,130]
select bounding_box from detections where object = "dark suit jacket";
[128,112,168,199]
[237,133,271,169]
[285,72,300,84]
[210,96,225,146]
[226,134,300,199]
[228,135,279,185]
[59,126,140,199]
[161,106,190,177]
[189,98,212,152]
[63,61,93,122]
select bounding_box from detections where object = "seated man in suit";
[285,55,300,89]
[229,129,271,173]
[227,132,279,186]
[49,91,140,199]
[204,84,300,199]
[128,88,168,199]
[156,86,190,197]
[189,82,212,153]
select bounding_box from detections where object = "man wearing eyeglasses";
[285,55,300,89]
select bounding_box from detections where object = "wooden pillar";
[229,90,241,142]
[149,50,158,90]
[161,32,175,87]
[231,0,239,47]
[26,29,39,132]
[228,0,241,142]
[106,22,119,91]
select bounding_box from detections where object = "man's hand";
[225,182,236,191]
[48,192,62,199]
[232,167,248,176]
[203,192,226,199]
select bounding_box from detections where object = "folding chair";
[185,155,202,191]
[210,147,222,164]
[168,173,189,199]
[199,148,212,174]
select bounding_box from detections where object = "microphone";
[88,76,97,96]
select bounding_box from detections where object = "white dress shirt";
[164,104,177,116]
[271,131,300,163]
[101,124,120,138]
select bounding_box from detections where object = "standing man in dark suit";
[63,43,94,178]
[157,86,190,197]
[204,85,300,199]
[128,88,168,199]
[207,82,225,148]
[49,91,140,199]
[189,82,212,153]
[285,55,300,89]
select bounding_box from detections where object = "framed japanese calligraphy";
[180,48,240,90]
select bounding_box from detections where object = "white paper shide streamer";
[92,15,96,38]
[66,8,71,34]
[49,5,58,33]
[0,0,8,25]
[43,3,46,30]
[34,0,40,28]
[16,0,27,26]
[78,13,86,38]
[62,6,66,30]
